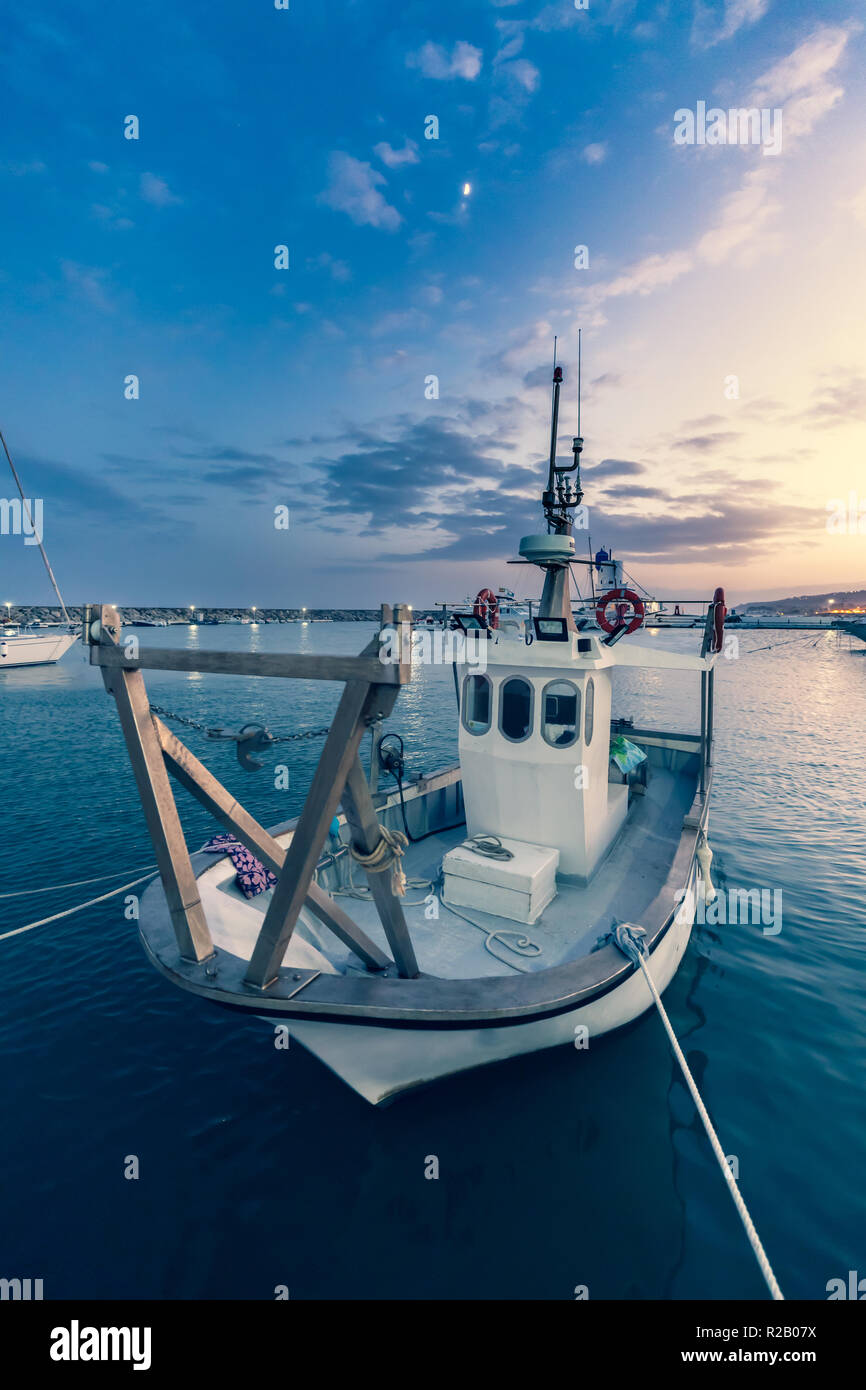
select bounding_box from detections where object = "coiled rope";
[349,825,409,896]
[460,832,514,861]
[614,924,784,1301]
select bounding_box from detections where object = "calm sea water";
[1,621,864,1300]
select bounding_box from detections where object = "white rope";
[0,863,159,899]
[332,852,432,906]
[0,870,160,941]
[349,825,409,896]
[615,924,784,1300]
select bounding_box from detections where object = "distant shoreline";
[6,605,439,625]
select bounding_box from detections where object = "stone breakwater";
[8,606,439,625]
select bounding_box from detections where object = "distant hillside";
[743,589,866,615]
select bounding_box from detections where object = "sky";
[1,0,865,610]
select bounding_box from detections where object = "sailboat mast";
[1,428,72,624]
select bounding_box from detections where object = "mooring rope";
[0,870,161,942]
[613,924,784,1300]
[0,863,159,899]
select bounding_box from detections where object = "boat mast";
[0,427,72,624]
[538,332,584,628]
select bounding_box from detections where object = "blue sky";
[2,0,865,609]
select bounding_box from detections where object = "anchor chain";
[148,704,331,771]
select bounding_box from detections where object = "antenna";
[577,327,582,438]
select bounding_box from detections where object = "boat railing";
[84,602,420,989]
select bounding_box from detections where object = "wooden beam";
[244,679,380,988]
[92,644,405,685]
[103,667,213,962]
[341,754,419,979]
[154,718,390,973]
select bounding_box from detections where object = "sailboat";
[95,347,727,1105]
[1,430,79,669]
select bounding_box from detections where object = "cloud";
[279,407,816,567]
[60,261,114,312]
[581,142,608,165]
[0,159,46,175]
[601,250,695,300]
[318,152,402,230]
[693,0,772,50]
[750,25,851,145]
[88,160,109,174]
[15,453,168,529]
[308,251,351,281]
[500,58,540,93]
[374,139,420,168]
[847,182,866,227]
[577,27,851,318]
[140,172,182,207]
[670,431,741,453]
[407,40,482,81]
[752,25,849,105]
[696,167,780,265]
[797,373,866,429]
[583,458,647,480]
[285,412,541,558]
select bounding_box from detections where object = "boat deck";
[201,765,694,982]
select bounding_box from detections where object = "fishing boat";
[88,361,726,1105]
[1,430,79,670]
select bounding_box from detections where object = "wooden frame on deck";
[85,602,419,985]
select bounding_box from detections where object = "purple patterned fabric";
[202,832,277,899]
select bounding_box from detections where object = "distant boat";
[1,623,78,669]
[1,427,79,670]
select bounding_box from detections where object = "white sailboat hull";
[0,631,79,668]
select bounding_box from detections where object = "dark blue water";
[1,623,864,1299]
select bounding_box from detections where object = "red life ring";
[596,587,645,635]
[473,588,500,630]
[711,586,726,653]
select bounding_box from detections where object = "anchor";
[206,722,275,771]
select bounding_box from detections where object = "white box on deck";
[442,837,559,925]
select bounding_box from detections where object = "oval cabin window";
[499,676,533,742]
[584,676,595,746]
[542,680,580,748]
[462,673,492,735]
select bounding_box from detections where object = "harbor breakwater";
[8,605,440,626]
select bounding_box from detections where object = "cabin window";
[584,676,595,746]
[542,680,580,748]
[499,676,534,742]
[462,673,492,735]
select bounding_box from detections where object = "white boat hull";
[0,631,79,668]
[279,879,696,1105]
